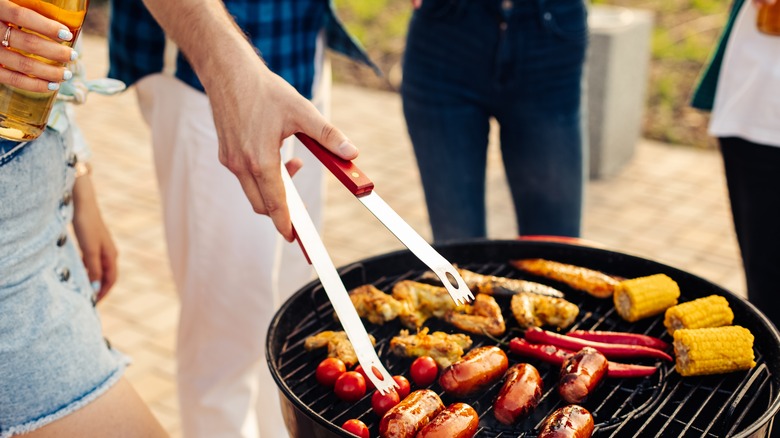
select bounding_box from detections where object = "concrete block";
[586,5,654,179]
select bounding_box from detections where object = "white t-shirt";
[708,1,780,148]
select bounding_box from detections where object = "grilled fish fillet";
[349,284,407,325]
[389,328,473,368]
[510,292,579,329]
[444,293,506,336]
[392,280,464,328]
[422,266,565,298]
[303,330,376,368]
[510,258,618,298]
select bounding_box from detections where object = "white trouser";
[135,63,330,437]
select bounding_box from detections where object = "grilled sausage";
[493,363,543,425]
[416,403,479,438]
[379,389,444,438]
[558,347,608,404]
[438,346,509,397]
[538,404,595,438]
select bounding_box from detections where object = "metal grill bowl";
[267,240,780,437]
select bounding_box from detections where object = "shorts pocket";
[0,140,28,167]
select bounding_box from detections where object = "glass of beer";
[757,0,780,36]
[0,0,89,141]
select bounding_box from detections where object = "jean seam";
[0,142,28,167]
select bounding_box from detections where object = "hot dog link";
[558,347,608,404]
[439,346,509,398]
[417,403,479,438]
[538,404,595,438]
[379,389,444,438]
[493,363,543,425]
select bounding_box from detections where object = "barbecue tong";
[282,134,474,394]
[294,133,474,306]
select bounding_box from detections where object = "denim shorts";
[0,131,128,437]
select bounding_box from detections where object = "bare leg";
[21,378,168,438]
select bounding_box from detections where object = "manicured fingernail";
[63,69,72,81]
[70,49,78,61]
[58,29,73,41]
[91,280,101,292]
[48,82,60,91]
[338,140,357,157]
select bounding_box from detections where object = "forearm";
[140,0,268,94]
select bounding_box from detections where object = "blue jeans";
[401,0,588,243]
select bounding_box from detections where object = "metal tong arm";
[294,133,474,306]
[281,164,397,394]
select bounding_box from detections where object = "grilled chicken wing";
[444,294,506,336]
[349,284,407,325]
[510,292,579,329]
[389,328,473,368]
[392,280,464,328]
[510,258,619,298]
[303,330,376,368]
[423,266,565,298]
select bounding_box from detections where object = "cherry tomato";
[354,365,376,390]
[334,371,367,402]
[315,358,346,387]
[410,356,438,387]
[371,389,401,416]
[393,375,411,399]
[341,419,370,438]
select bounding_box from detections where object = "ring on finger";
[1,25,11,48]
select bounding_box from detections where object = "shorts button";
[56,233,67,247]
[58,267,71,282]
[67,153,77,167]
[61,191,72,207]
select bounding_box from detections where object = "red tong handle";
[295,133,374,196]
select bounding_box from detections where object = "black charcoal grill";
[266,240,780,437]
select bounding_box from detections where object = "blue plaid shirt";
[107,0,379,99]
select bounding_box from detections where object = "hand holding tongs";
[294,133,474,306]
[281,163,398,394]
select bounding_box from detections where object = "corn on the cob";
[673,326,756,376]
[664,295,734,335]
[613,274,680,322]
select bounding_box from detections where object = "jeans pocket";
[0,140,27,167]
[539,0,589,41]
[416,0,466,19]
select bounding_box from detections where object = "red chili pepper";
[566,330,670,351]
[509,337,572,367]
[606,361,658,378]
[524,327,673,362]
[508,338,658,378]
